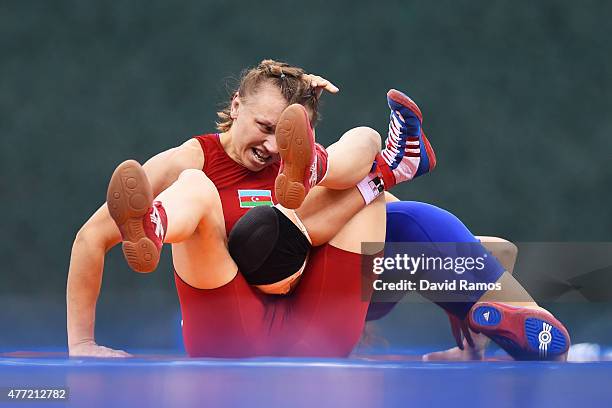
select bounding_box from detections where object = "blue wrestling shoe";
[377,89,436,189]
[469,302,571,361]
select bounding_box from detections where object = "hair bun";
[267,64,284,77]
[259,59,289,77]
[216,59,317,133]
[269,65,284,76]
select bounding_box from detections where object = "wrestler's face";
[228,83,287,171]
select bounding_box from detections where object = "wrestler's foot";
[106,160,167,273]
[274,104,327,209]
[468,302,571,361]
[376,89,436,189]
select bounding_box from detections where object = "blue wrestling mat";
[2,351,612,408]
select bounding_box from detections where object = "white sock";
[356,170,384,205]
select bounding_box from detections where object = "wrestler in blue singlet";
[366,201,506,321]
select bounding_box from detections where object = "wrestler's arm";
[66,139,204,357]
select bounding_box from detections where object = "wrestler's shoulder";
[170,137,206,169]
[185,133,223,166]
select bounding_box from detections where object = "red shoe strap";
[143,201,168,248]
[374,152,396,190]
[314,143,329,184]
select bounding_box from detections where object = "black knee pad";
[228,206,312,285]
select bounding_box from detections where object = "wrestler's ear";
[230,92,240,119]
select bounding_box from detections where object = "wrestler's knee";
[344,126,381,155]
[479,236,518,272]
[494,238,518,265]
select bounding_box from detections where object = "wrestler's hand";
[422,338,486,361]
[422,312,489,361]
[447,311,475,350]
[304,74,339,98]
[69,341,132,358]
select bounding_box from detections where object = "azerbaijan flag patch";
[238,189,273,208]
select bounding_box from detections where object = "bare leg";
[279,126,383,246]
[424,236,520,361]
[385,193,530,305]
[328,194,386,254]
[289,187,366,246]
[479,236,518,273]
[479,238,540,307]
[318,127,381,190]
[168,124,378,287]
[156,169,238,289]
[329,196,387,255]
[381,193,543,360]
[275,107,380,209]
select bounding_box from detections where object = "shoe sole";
[414,131,437,178]
[387,89,423,123]
[421,132,436,170]
[106,160,159,273]
[274,104,314,209]
[469,302,570,361]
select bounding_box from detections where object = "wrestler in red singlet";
[175,134,374,358]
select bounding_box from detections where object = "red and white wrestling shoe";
[106,160,167,273]
[468,302,571,361]
[376,89,436,189]
[274,104,328,209]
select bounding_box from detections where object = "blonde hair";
[216,59,320,132]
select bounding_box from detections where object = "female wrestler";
[222,94,570,360]
[67,59,426,357]
[364,199,525,361]
[69,59,568,356]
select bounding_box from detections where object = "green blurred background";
[1,0,611,352]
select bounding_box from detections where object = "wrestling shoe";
[468,302,571,361]
[106,160,167,273]
[274,104,327,209]
[377,89,436,189]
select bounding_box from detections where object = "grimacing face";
[226,82,315,172]
[227,83,287,171]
